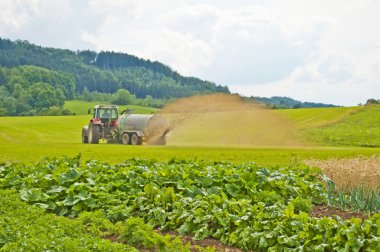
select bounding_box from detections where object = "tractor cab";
[93,105,118,123]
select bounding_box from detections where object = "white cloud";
[0,0,41,31]
[0,0,379,105]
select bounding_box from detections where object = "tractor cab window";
[99,108,117,119]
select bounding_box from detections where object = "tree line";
[248,96,338,109]
[0,38,229,100]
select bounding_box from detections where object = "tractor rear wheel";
[131,133,143,145]
[88,123,100,144]
[122,133,130,145]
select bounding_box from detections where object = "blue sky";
[1,0,379,105]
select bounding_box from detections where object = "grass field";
[277,105,380,147]
[277,106,363,129]
[0,109,379,165]
[2,100,380,251]
[64,100,158,115]
[304,105,380,147]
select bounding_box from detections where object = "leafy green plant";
[3,156,380,251]
[0,190,136,252]
[325,182,380,214]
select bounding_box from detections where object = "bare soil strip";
[156,229,248,252]
[310,205,368,220]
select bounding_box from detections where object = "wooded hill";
[250,96,337,109]
[0,38,228,115]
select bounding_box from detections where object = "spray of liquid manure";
[154,93,305,147]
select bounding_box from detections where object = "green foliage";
[112,89,134,105]
[291,196,312,213]
[0,65,74,115]
[0,189,192,251]
[326,182,380,214]
[29,82,64,109]
[249,96,337,109]
[365,98,380,105]
[0,37,229,113]
[6,156,379,250]
[0,190,136,251]
[114,217,190,251]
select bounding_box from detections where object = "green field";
[277,105,380,147]
[1,104,380,251]
[277,106,363,129]
[64,100,158,115]
[0,105,379,165]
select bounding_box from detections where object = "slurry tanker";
[82,105,169,145]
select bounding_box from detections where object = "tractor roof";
[94,105,118,109]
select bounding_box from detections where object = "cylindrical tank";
[117,114,155,132]
[116,114,170,145]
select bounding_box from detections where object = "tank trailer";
[82,105,168,145]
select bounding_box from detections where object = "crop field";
[1,95,380,251]
[2,156,380,251]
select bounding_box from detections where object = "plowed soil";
[156,229,248,252]
[310,205,368,220]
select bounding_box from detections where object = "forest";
[0,38,229,115]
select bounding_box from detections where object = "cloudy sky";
[1,0,379,105]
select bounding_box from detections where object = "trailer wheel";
[131,133,143,145]
[122,133,130,145]
[88,123,100,144]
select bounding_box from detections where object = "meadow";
[0,107,379,165]
[1,98,380,251]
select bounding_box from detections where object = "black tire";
[130,133,143,145]
[82,128,88,144]
[122,133,130,145]
[88,123,100,144]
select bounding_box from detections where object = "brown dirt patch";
[157,229,248,252]
[310,205,368,220]
[305,156,380,190]
[102,230,248,251]
[102,234,119,243]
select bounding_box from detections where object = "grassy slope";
[277,106,363,129]
[278,105,380,147]
[0,113,378,166]
[64,100,158,115]
[304,105,380,147]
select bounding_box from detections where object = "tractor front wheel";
[88,123,100,144]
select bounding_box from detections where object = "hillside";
[278,105,380,147]
[251,96,337,109]
[277,106,363,129]
[0,38,229,116]
[303,105,380,147]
